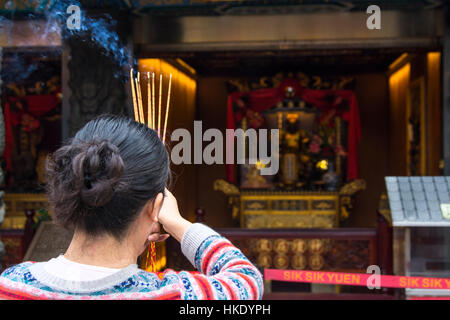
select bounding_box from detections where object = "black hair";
[45,114,169,239]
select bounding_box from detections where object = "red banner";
[264,269,450,290]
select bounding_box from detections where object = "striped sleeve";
[175,223,263,300]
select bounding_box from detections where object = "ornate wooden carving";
[339,179,366,221]
[166,227,378,273]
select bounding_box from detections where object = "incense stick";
[135,77,142,123]
[152,73,155,130]
[147,72,151,127]
[129,68,173,273]
[162,74,172,144]
[136,73,144,124]
[158,74,162,138]
[130,70,172,139]
[130,69,139,122]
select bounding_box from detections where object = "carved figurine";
[240,164,271,189]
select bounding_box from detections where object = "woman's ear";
[149,192,164,223]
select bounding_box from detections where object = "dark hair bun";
[46,115,169,237]
[72,140,124,208]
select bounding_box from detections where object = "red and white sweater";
[0,223,263,300]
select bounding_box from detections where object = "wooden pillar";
[377,211,393,295]
[443,5,450,175]
[376,212,393,276]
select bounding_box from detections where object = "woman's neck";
[64,229,139,269]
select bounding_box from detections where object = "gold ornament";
[257,253,272,269]
[309,254,324,270]
[256,239,273,253]
[291,239,307,254]
[291,254,307,270]
[273,254,289,269]
[274,239,289,254]
[308,239,324,254]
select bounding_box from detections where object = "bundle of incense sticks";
[130,68,172,272]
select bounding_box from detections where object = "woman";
[0,115,263,300]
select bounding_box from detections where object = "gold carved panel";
[249,238,329,271]
[214,179,366,225]
[2,193,49,229]
[243,213,336,229]
[240,192,339,228]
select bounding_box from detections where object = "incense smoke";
[49,0,131,73]
[0,0,132,80]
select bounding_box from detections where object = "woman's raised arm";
[157,189,264,300]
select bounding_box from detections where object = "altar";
[215,74,366,229]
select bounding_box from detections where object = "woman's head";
[46,115,169,240]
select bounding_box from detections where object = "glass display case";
[387,176,450,298]
[409,227,450,279]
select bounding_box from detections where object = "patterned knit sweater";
[0,223,263,300]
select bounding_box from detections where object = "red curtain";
[3,93,60,171]
[226,78,361,183]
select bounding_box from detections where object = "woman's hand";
[157,188,182,226]
[147,222,170,243]
[158,188,192,243]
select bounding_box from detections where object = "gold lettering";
[344,274,351,284]
[433,279,443,288]
[444,279,450,288]
[351,274,360,284]
[317,273,324,282]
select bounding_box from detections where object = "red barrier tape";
[264,269,450,290]
[409,297,450,300]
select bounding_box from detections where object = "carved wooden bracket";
[339,179,366,221]
[377,192,392,226]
